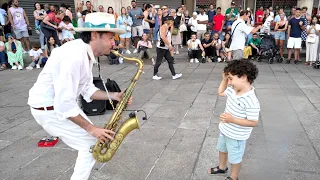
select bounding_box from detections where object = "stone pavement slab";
[1,47,320,180]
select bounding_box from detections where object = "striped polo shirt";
[219,86,260,140]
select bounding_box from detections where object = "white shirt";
[59,21,74,35]
[219,87,260,140]
[187,39,201,50]
[28,39,99,120]
[230,19,254,51]
[29,48,43,58]
[188,17,198,32]
[196,13,208,31]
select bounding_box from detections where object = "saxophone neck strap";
[86,44,114,109]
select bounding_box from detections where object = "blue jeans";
[41,57,48,65]
[0,51,8,65]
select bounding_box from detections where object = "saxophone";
[91,50,144,162]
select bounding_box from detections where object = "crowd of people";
[1,0,319,72]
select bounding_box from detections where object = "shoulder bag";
[225,22,241,48]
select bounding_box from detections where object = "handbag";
[225,22,241,48]
[307,34,316,43]
[179,24,187,32]
[172,28,179,35]
[126,25,131,32]
[41,22,56,31]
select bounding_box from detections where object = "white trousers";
[306,36,319,62]
[30,107,97,180]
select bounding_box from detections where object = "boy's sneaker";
[195,58,199,63]
[18,65,23,70]
[190,58,194,63]
[36,64,40,69]
[133,49,138,53]
[152,75,162,80]
[217,57,222,62]
[125,50,131,54]
[11,65,17,70]
[26,66,33,70]
[172,73,182,80]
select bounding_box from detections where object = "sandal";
[208,166,228,175]
[226,177,239,180]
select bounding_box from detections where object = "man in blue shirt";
[207,4,216,31]
[128,0,144,51]
[287,8,305,64]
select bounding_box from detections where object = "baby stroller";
[256,33,283,64]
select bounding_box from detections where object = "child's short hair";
[62,16,71,23]
[224,60,259,84]
[32,42,41,49]
[204,32,210,36]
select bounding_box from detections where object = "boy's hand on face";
[220,112,234,123]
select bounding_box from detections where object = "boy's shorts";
[216,133,246,164]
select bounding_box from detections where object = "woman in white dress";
[306,16,320,66]
[76,2,84,28]
[170,9,182,54]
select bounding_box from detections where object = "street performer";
[27,13,131,180]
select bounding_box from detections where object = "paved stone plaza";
[1,48,320,180]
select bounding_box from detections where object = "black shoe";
[286,59,291,64]
[294,60,299,64]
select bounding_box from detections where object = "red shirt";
[256,10,264,23]
[48,12,61,24]
[213,14,224,31]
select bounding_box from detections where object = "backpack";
[105,78,121,110]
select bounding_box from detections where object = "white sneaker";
[217,57,222,62]
[172,73,182,80]
[151,58,155,65]
[11,65,17,70]
[36,64,40,69]
[176,51,179,54]
[153,75,162,80]
[18,65,23,70]
[119,57,124,64]
[133,49,138,53]
[195,58,199,63]
[180,45,183,48]
[125,50,131,54]
[26,66,33,70]
[190,58,194,63]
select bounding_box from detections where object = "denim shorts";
[275,31,286,40]
[216,133,246,164]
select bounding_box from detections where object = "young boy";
[26,43,43,70]
[187,33,205,63]
[208,60,260,180]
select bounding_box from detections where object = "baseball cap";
[231,2,236,5]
